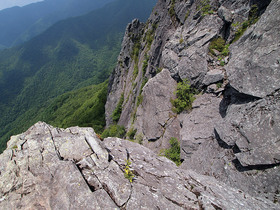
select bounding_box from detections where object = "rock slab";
[0,122,279,209]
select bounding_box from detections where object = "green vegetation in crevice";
[184,10,190,21]
[171,79,196,114]
[135,133,144,144]
[168,0,176,20]
[160,137,181,166]
[127,127,137,140]
[136,76,148,107]
[156,67,163,75]
[132,82,138,90]
[101,124,126,139]
[131,55,150,123]
[124,90,131,106]
[209,37,230,66]
[132,108,138,124]
[133,64,139,80]
[209,37,226,54]
[144,23,157,50]
[142,54,149,76]
[112,93,125,123]
[136,94,144,107]
[216,82,223,88]
[197,0,214,16]
[179,35,184,44]
[132,40,141,62]
[141,77,149,91]
[232,4,260,43]
[131,34,142,81]
[209,37,230,65]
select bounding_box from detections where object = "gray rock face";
[134,69,180,152]
[105,0,184,151]
[162,14,224,87]
[105,19,146,126]
[202,69,224,86]
[0,122,118,209]
[180,94,222,161]
[104,0,279,204]
[208,0,280,201]
[226,0,280,98]
[1,122,279,209]
[180,91,280,202]
[216,91,280,166]
[218,5,233,23]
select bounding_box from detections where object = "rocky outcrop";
[105,0,264,150]
[162,9,224,87]
[0,0,279,208]
[105,19,146,126]
[226,0,280,98]
[103,0,280,203]
[1,122,279,209]
[174,0,280,202]
[207,0,280,201]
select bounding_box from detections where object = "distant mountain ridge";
[0,0,114,48]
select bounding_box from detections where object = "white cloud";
[0,0,43,11]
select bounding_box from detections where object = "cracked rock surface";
[1,122,279,209]
[134,69,180,153]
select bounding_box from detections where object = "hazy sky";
[0,0,43,10]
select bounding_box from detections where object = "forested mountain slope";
[0,0,157,152]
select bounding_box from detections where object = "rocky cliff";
[106,0,279,204]
[0,122,279,209]
[1,0,279,208]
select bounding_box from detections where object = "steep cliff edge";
[0,122,279,209]
[106,0,279,203]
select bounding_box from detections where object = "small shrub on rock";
[209,37,226,55]
[162,137,181,166]
[171,79,195,114]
